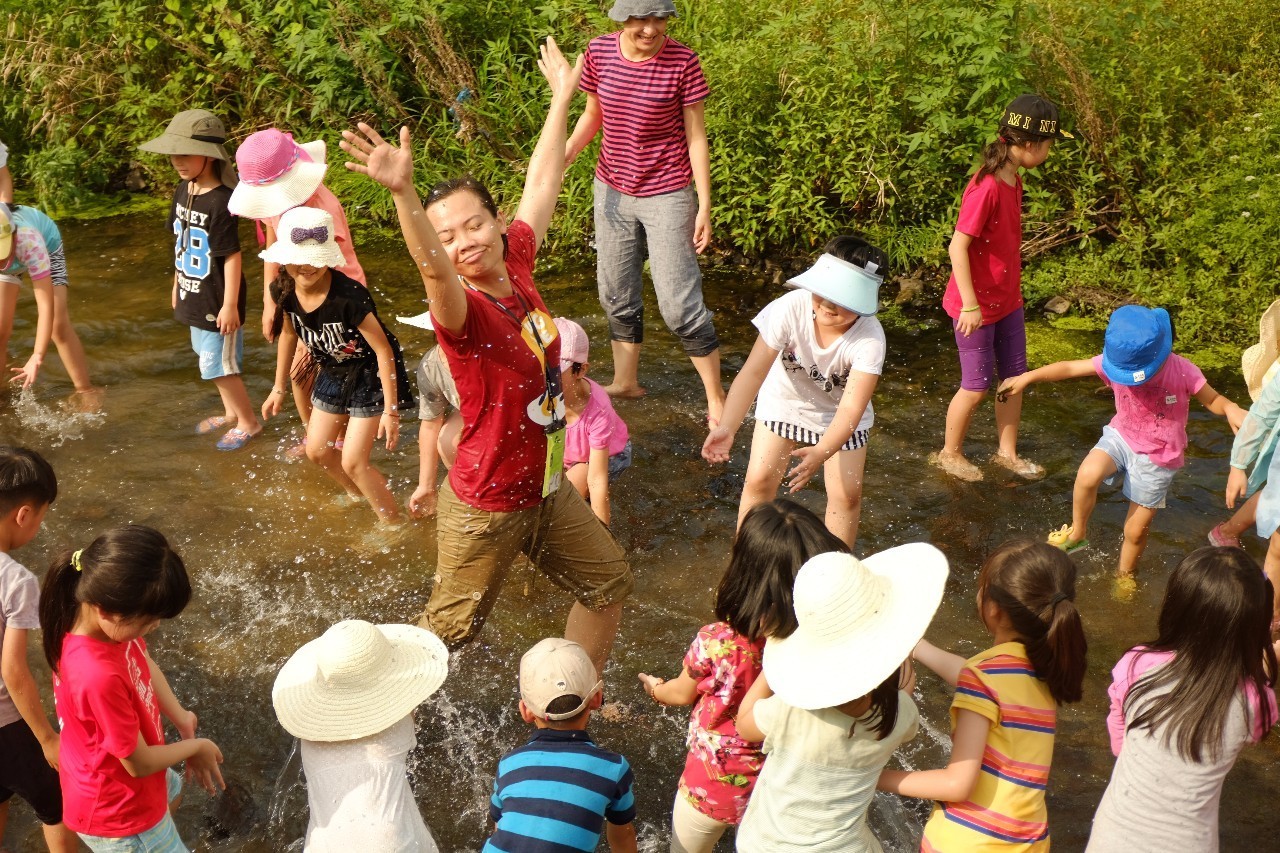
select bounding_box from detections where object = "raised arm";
[512,37,585,250]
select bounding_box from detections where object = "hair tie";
[71,549,84,572]
[1048,592,1069,607]
[998,135,1010,144]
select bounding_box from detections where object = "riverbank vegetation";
[3,0,1276,348]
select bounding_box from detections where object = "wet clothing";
[921,642,1056,852]
[942,173,1024,324]
[416,345,460,421]
[0,553,40,727]
[484,728,635,853]
[953,308,1028,392]
[677,623,765,825]
[1092,353,1205,469]
[282,269,413,417]
[169,182,245,333]
[264,185,366,286]
[1087,649,1277,852]
[0,206,64,285]
[77,770,184,853]
[563,377,630,466]
[736,692,919,852]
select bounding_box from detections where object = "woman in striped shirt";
[566,0,725,424]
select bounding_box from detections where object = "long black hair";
[976,125,1046,181]
[268,269,297,342]
[714,499,847,641]
[1125,546,1277,762]
[978,539,1088,704]
[858,663,907,741]
[39,525,191,672]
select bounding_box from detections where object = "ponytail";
[268,270,297,341]
[979,540,1087,704]
[38,525,191,672]
[976,125,1045,181]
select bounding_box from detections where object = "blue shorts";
[78,769,185,852]
[1095,425,1176,509]
[190,327,243,380]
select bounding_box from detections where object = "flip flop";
[216,428,257,451]
[1047,524,1089,554]
[195,416,230,435]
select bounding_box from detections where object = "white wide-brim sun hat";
[397,311,435,331]
[259,205,346,268]
[229,139,328,220]
[1243,298,1280,401]
[764,543,949,710]
[272,620,449,742]
[785,253,884,316]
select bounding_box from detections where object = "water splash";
[10,388,106,445]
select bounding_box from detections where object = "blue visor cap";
[1100,305,1172,386]
[785,253,883,316]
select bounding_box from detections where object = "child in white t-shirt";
[703,235,887,548]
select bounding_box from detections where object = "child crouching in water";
[272,619,449,851]
[879,540,1086,851]
[261,206,414,523]
[998,305,1245,576]
[1086,546,1277,850]
[703,235,888,548]
[637,499,848,852]
[39,525,224,851]
[555,317,631,527]
[733,543,948,851]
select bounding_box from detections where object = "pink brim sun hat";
[228,129,328,219]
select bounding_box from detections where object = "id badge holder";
[542,427,566,497]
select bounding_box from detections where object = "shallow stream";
[2,213,1277,850]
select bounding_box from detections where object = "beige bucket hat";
[138,109,239,189]
[272,620,449,741]
[1243,299,1280,401]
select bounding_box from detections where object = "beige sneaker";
[993,451,1045,481]
[930,451,983,482]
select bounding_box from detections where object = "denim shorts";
[78,769,186,853]
[607,440,633,482]
[311,359,415,419]
[190,327,243,380]
[593,179,718,356]
[953,307,1027,392]
[1095,425,1176,509]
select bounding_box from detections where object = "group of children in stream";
[2,2,1279,851]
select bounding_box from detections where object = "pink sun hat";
[228,128,328,219]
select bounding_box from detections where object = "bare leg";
[823,444,868,550]
[339,415,402,523]
[937,388,986,480]
[992,391,1043,478]
[565,601,623,676]
[1220,491,1261,540]
[738,422,794,530]
[50,287,94,391]
[689,349,726,425]
[604,340,646,398]
[1264,533,1280,625]
[1067,449,1116,546]
[212,375,261,435]
[304,410,362,497]
[0,281,17,386]
[290,348,316,426]
[42,821,81,853]
[1118,502,1158,576]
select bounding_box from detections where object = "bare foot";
[64,386,106,413]
[930,450,983,482]
[992,451,1045,480]
[604,383,647,399]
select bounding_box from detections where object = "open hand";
[955,310,983,338]
[9,354,41,389]
[537,36,585,101]
[379,412,400,451]
[187,738,226,795]
[786,446,826,492]
[702,425,734,463]
[342,123,415,194]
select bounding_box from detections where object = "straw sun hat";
[272,620,449,742]
[1242,299,1280,402]
[763,544,949,710]
[259,206,346,269]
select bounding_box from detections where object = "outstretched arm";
[878,708,989,801]
[997,358,1097,401]
[702,335,779,462]
[1195,382,1246,434]
[512,37,585,251]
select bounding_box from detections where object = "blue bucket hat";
[785,254,883,316]
[1101,305,1172,386]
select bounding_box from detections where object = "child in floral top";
[639,499,848,852]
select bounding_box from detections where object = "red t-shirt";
[942,172,1023,323]
[435,220,563,511]
[54,636,168,836]
[579,32,710,198]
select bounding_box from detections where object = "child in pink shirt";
[999,305,1245,577]
[554,318,631,527]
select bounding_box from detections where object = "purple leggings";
[954,307,1028,392]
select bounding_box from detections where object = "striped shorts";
[763,420,869,451]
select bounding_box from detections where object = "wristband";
[960,305,981,313]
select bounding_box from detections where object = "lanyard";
[470,284,561,405]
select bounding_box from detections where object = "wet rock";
[895,276,925,305]
[124,163,148,192]
[1044,296,1072,315]
[771,267,785,286]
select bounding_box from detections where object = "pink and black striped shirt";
[579,32,709,198]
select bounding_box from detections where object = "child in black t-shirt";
[140,109,261,450]
[261,206,414,523]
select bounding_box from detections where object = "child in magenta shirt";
[555,317,632,528]
[999,305,1246,577]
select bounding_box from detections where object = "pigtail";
[39,551,83,672]
[269,271,297,341]
[976,125,1043,181]
[980,540,1088,705]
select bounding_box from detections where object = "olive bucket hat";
[139,109,239,189]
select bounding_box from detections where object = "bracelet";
[647,677,666,703]
[960,305,981,313]
[270,387,286,396]
[384,410,401,418]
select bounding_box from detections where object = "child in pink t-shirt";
[554,317,632,528]
[999,305,1245,577]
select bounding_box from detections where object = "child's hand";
[216,304,241,335]
[637,672,665,702]
[1226,402,1247,434]
[1226,466,1249,510]
[9,354,41,389]
[995,376,1025,403]
[342,124,414,194]
[955,309,983,337]
[379,411,400,451]
[262,389,285,421]
[38,732,60,771]
[261,306,277,343]
[537,36,585,102]
[702,425,734,463]
[187,738,226,795]
[409,485,437,518]
[786,446,826,492]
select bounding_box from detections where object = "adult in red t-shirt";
[342,38,631,671]
[565,0,725,425]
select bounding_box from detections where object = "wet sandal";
[195,415,229,435]
[216,428,257,451]
[1047,524,1089,554]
